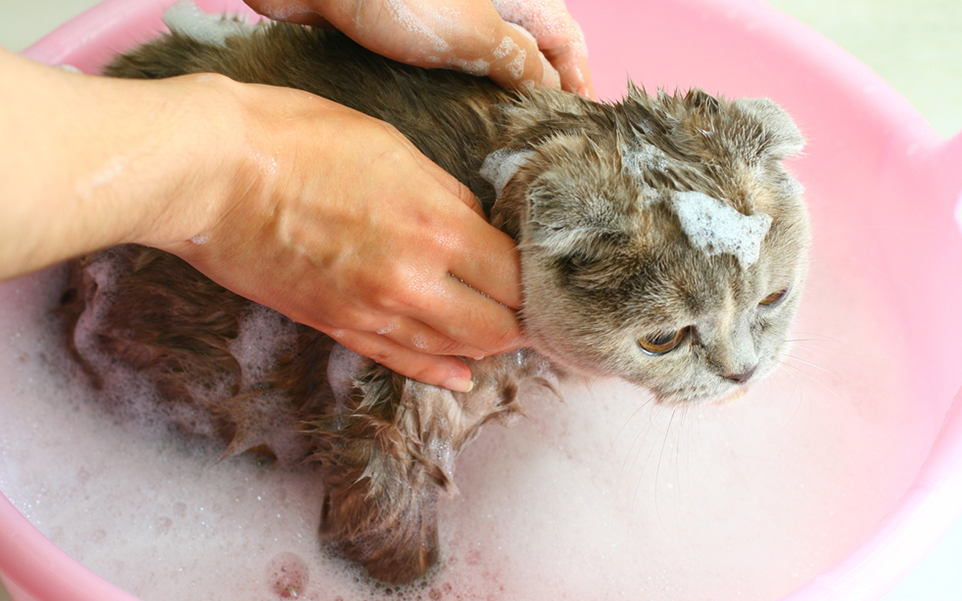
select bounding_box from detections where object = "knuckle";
[431,336,467,357]
[348,339,395,366]
[483,322,524,353]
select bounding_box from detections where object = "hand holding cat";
[244,0,594,97]
[0,51,522,391]
[2,0,588,392]
[164,80,526,392]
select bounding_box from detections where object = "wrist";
[126,72,248,253]
[0,52,248,280]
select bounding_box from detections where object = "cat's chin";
[714,385,751,405]
[652,382,749,406]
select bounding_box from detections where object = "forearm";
[0,49,238,280]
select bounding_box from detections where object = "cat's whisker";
[624,393,678,479]
[784,353,839,379]
[780,359,842,401]
[604,393,655,468]
[681,403,695,491]
[625,413,663,543]
[774,363,809,431]
[789,332,875,360]
[776,362,800,384]
[624,405,659,483]
[663,404,691,518]
[670,405,693,529]
[776,362,805,406]
[651,407,680,529]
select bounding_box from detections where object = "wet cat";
[62,2,809,584]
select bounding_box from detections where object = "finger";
[415,150,486,218]
[542,39,595,99]
[443,210,523,310]
[374,317,492,359]
[483,21,561,92]
[486,1,593,97]
[376,120,487,219]
[406,274,524,356]
[243,1,333,26]
[334,328,475,392]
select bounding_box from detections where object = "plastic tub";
[1,0,961,599]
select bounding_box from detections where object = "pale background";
[0,0,960,599]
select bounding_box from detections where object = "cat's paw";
[319,469,440,583]
[312,363,447,583]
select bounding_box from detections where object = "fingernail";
[442,377,475,393]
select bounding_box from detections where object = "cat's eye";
[758,288,789,307]
[639,328,688,355]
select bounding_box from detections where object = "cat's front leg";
[312,359,458,583]
[312,346,556,583]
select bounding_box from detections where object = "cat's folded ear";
[516,136,642,256]
[730,97,806,159]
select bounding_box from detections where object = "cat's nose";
[725,366,757,384]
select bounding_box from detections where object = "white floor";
[1,1,960,600]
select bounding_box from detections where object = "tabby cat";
[63,2,809,584]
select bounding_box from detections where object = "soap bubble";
[267,552,309,599]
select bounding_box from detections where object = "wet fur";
[63,14,809,584]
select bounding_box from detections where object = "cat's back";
[105,21,511,198]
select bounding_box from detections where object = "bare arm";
[0,49,523,391]
[0,49,230,280]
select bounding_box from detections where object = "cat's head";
[484,86,809,404]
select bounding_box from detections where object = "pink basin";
[2,0,961,599]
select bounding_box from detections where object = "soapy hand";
[244,0,594,97]
[160,79,524,392]
[0,49,524,392]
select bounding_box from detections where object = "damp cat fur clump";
[63,3,809,585]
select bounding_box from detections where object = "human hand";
[244,0,594,97]
[157,76,523,392]
[0,53,521,391]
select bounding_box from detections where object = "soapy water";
[267,552,310,598]
[0,239,936,600]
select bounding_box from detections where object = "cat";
[61,1,810,584]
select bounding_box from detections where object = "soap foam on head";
[480,148,534,197]
[673,190,772,268]
[622,143,669,178]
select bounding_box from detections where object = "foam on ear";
[673,191,772,268]
[163,0,254,48]
[480,148,535,196]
